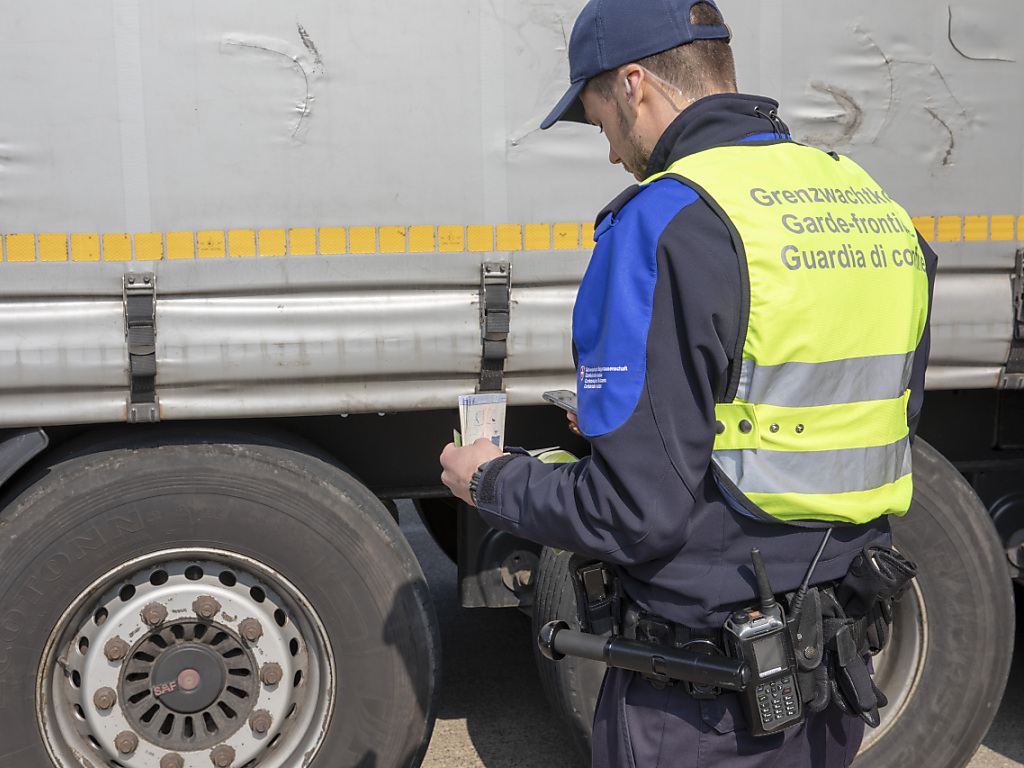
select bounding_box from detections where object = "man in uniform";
[440,0,936,765]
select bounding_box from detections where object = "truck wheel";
[853,438,1014,768]
[0,432,440,768]
[531,546,602,762]
[532,438,1014,768]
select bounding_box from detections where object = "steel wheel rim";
[37,548,335,768]
[856,577,927,755]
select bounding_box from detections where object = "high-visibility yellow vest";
[647,141,929,524]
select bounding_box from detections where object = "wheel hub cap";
[38,550,335,768]
[148,643,227,712]
[121,621,257,750]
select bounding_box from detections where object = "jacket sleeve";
[906,233,937,443]
[474,187,740,566]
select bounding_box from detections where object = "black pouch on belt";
[836,545,917,654]
[568,555,622,636]
[788,587,830,712]
[813,544,917,727]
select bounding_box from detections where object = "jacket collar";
[644,93,786,179]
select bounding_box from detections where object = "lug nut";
[161,754,185,768]
[104,637,130,662]
[238,618,263,643]
[249,709,273,735]
[260,662,284,686]
[193,595,222,620]
[93,686,117,711]
[142,601,168,626]
[114,731,139,755]
[210,744,235,767]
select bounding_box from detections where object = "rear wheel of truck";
[852,438,1014,768]
[532,438,1015,768]
[531,545,604,762]
[0,431,439,768]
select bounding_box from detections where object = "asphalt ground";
[397,501,1024,768]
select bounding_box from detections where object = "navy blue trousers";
[591,668,864,768]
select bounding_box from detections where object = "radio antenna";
[749,548,776,611]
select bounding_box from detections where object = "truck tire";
[0,431,440,768]
[531,438,1014,768]
[853,438,1014,768]
[531,546,602,762]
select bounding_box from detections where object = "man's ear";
[622,65,644,117]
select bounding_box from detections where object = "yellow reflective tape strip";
[911,215,1024,243]
[102,233,133,262]
[39,234,69,262]
[379,226,406,253]
[6,233,36,262]
[936,216,961,242]
[228,230,256,258]
[258,229,286,257]
[349,227,376,254]
[963,216,987,241]
[911,217,934,240]
[408,226,434,253]
[438,226,464,252]
[167,232,195,260]
[197,231,225,259]
[992,216,1015,241]
[524,224,551,250]
[289,228,317,256]
[496,224,522,250]
[553,223,579,250]
[5,217,1018,262]
[136,233,164,261]
[467,225,493,252]
[320,227,346,255]
[71,234,101,262]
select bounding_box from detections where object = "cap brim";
[540,79,589,130]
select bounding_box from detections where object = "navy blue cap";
[540,0,730,129]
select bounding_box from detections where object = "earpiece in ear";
[624,78,633,101]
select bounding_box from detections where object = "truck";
[0,1,1018,767]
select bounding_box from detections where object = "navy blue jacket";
[475,93,937,629]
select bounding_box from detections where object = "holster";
[569,555,622,636]
[788,545,917,727]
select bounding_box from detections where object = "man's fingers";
[439,439,503,506]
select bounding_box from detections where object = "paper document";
[458,393,507,449]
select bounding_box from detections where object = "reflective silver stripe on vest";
[714,436,913,496]
[736,352,915,407]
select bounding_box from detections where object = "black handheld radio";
[723,547,803,736]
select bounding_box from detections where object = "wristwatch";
[468,460,491,507]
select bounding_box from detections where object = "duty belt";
[623,604,730,697]
[622,581,867,703]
